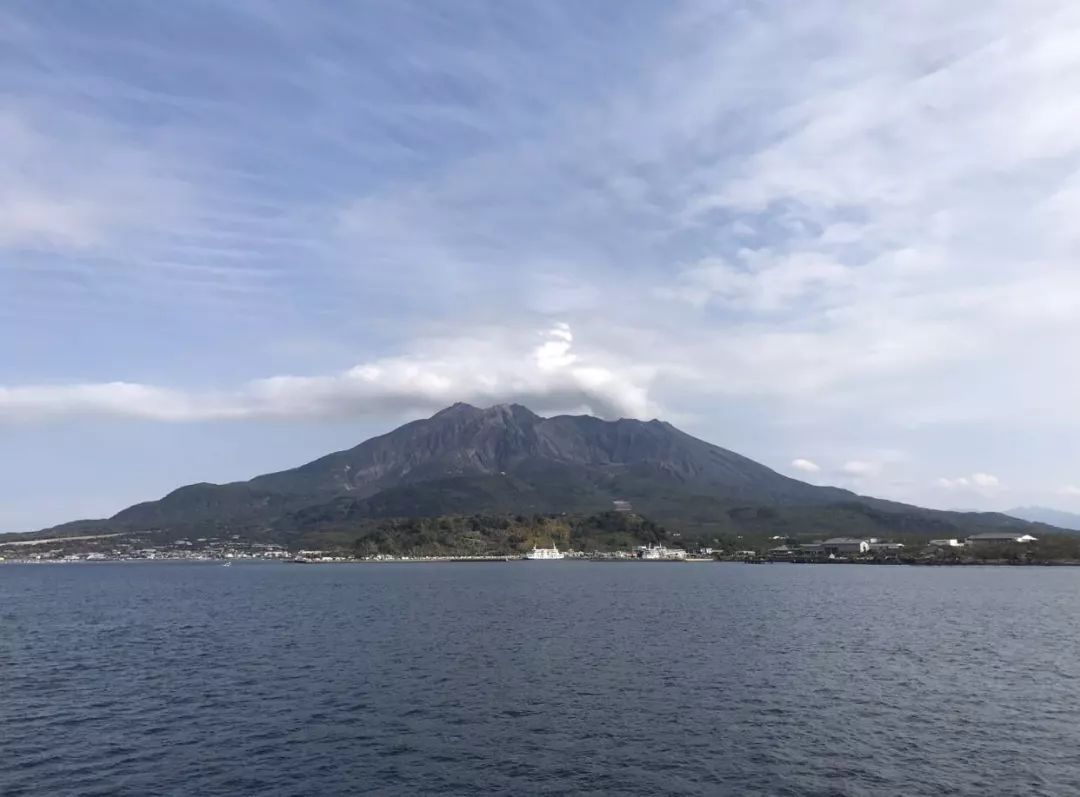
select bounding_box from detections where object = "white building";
[868,542,904,553]
[821,538,870,555]
[967,533,1038,546]
[927,538,963,548]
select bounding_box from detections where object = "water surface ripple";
[3,562,1080,795]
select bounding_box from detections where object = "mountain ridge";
[10,403,1056,544]
[1007,506,1080,532]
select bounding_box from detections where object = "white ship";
[636,544,687,561]
[524,543,565,560]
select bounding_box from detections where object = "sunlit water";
[4,561,1080,796]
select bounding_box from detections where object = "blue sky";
[3,1,1080,531]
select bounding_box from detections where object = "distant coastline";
[5,507,1077,569]
[5,555,1080,567]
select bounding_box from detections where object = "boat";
[636,544,687,561]
[524,543,565,560]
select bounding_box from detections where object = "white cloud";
[633,2,1080,435]
[1060,485,1080,497]
[535,323,578,370]
[0,325,654,424]
[230,0,1080,514]
[937,473,1002,494]
[547,322,574,342]
[0,111,188,251]
[664,252,852,312]
[937,477,969,490]
[791,458,821,473]
[0,195,101,249]
[841,460,878,477]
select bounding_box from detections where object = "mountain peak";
[483,402,540,418]
[431,402,482,418]
[432,402,541,421]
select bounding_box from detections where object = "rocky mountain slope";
[19,403,1050,544]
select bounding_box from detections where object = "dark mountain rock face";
[28,403,1047,541]
[248,403,846,503]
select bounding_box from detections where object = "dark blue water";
[4,562,1080,796]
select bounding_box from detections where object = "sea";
[3,562,1080,796]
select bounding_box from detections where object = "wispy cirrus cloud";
[4,1,1080,529]
[0,111,188,251]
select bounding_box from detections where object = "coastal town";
[760,531,1041,562]
[0,529,1056,565]
[0,535,697,564]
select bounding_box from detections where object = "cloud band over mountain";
[0,326,652,423]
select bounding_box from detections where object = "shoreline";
[4,557,1080,567]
